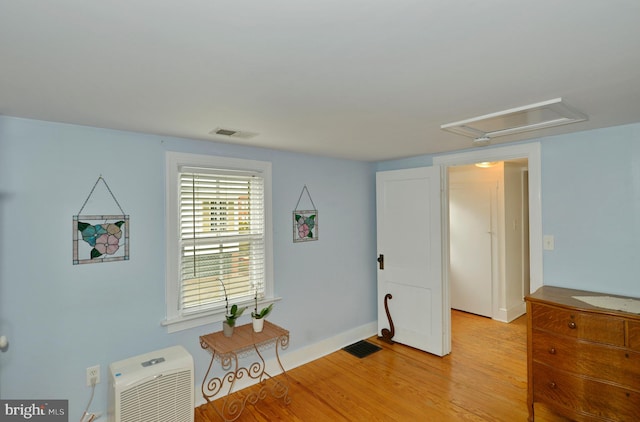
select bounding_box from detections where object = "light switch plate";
[543,235,555,250]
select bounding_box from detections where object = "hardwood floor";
[196,310,570,421]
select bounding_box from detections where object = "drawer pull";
[549,381,557,389]
[548,347,556,355]
[567,321,577,329]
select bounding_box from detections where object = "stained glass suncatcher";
[293,185,318,243]
[73,215,129,264]
[293,210,318,242]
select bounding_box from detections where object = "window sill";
[162,297,281,333]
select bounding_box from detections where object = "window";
[164,152,273,332]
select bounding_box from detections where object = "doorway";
[448,159,530,322]
[434,142,543,348]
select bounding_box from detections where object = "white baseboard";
[494,301,526,323]
[505,301,526,322]
[194,321,377,407]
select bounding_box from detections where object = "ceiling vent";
[210,127,258,139]
[440,98,587,143]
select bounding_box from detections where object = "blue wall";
[0,116,377,415]
[539,124,640,296]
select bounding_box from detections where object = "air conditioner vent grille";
[210,127,259,139]
[119,370,192,422]
[109,345,194,422]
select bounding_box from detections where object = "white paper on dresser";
[572,295,640,314]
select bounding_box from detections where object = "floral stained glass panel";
[73,215,129,264]
[293,210,318,242]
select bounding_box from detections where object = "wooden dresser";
[525,286,640,421]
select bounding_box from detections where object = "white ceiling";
[2,1,640,162]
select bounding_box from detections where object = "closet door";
[449,182,495,317]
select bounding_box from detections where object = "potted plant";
[223,303,246,337]
[218,277,246,337]
[251,291,273,333]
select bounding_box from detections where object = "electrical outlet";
[86,364,100,386]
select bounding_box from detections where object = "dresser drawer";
[531,303,625,346]
[533,362,640,421]
[629,320,640,352]
[532,329,640,390]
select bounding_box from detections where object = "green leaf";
[114,221,125,228]
[256,303,273,319]
[228,304,246,319]
[90,248,102,259]
[78,222,91,232]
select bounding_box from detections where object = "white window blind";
[179,167,265,314]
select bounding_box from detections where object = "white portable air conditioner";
[108,345,194,422]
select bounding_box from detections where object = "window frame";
[163,152,274,333]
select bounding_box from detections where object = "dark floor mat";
[342,340,382,358]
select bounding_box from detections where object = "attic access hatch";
[440,98,587,145]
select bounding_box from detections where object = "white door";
[449,182,495,317]
[376,167,448,356]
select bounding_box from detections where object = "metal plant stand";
[199,321,290,421]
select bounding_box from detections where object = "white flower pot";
[223,321,234,337]
[252,317,264,333]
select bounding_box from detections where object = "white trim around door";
[433,142,543,294]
